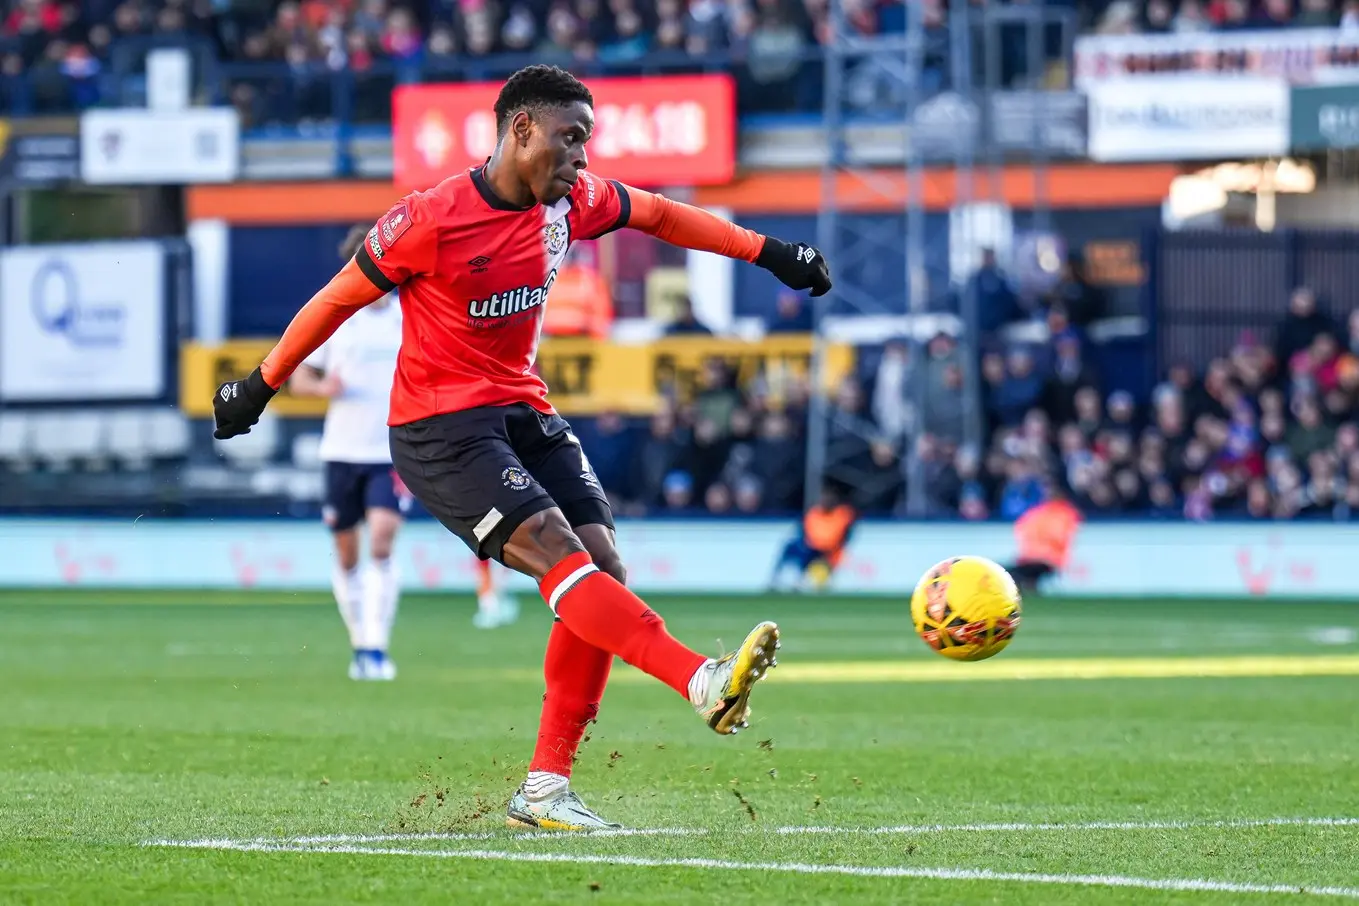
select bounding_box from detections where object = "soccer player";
[290,224,409,681]
[473,558,520,629]
[770,481,858,592]
[211,65,832,831]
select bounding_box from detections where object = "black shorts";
[389,403,613,562]
[323,461,411,532]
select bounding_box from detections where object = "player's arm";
[621,185,832,297]
[211,260,382,438]
[213,198,435,440]
[289,364,343,399]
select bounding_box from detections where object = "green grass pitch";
[2,589,1358,904]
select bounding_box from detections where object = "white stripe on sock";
[687,659,715,708]
[522,771,569,800]
[546,563,598,615]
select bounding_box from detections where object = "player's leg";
[511,411,779,734]
[355,465,403,680]
[511,523,617,827]
[323,462,369,678]
[473,559,498,628]
[770,536,812,591]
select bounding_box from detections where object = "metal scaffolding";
[805,0,1066,517]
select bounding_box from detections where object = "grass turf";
[1,590,1357,904]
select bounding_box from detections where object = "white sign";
[80,108,239,185]
[1086,77,1290,162]
[1075,28,1359,87]
[0,242,166,401]
[146,48,192,111]
[1,518,1356,600]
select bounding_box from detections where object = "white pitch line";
[147,815,1359,849]
[778,817,1359,835]
[141,840,1359,900]
[145,827,707,849]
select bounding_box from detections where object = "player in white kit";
[290,226,410,680]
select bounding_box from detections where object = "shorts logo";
[543,220,568,257]
[321,506,337,527]
[501,466,531,491]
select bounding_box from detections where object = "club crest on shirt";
[542,219,569,257]
[502,466,531,491]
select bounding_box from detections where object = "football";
[910,556,1022,661]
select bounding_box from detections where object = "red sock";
[540,552,707,699]
[529,622,613,777]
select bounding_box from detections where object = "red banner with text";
[392,74,736,191]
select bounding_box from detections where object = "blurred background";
[2,0,1359,596]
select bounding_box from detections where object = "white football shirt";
[303,297,402,464]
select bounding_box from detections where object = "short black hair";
[494,65,594,136]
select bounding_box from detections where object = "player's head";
[494,65,594,206]
[818,479,845,509]
[339,223,369,261]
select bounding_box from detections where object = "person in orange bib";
[1008,483,1083,595]
[770,482,858,592]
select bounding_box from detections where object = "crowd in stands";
[945,280,1359,522]
[0,0,908,117]
[572,294,817,518]
[1091,0,1359,34]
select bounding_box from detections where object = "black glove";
[757,237,832,297]
[213,366,277,440]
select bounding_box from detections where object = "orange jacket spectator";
[543,261,613,339]
[803,501,856,568]
[1015,496,1082,571]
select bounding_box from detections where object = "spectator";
[1275,287,1336,373]
[871,339,912,443]
[732,474,764,514]
[966,248,1020,336]
[1143,0,1174,32]
[664,295,714,336]
[632,407,687,508]
[1044,253,1103,327]
[662,470,695,511]
[766,290,813,334]
[989,347,1045,429]
[998,457,1044,520]
[1297,0,1336,27]
[704,480,733,514]
[1288,396,1336,461]
[751,410,804,512]
[1174,0,1214,30]
[1041,332,1099,426]
[586,410,634,505]
[921,333,965,443]
[693,358,741,436]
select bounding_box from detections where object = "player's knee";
[592,547,626,585]
[505,509,587,579]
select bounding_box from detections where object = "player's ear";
[511,110,533,148]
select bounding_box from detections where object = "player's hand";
[757,237,832,297]
[319,375,345,399]
[213,366,278,440]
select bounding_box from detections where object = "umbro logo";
[469,255,491,273]
[219,385,235,402]
[798,246,817,263]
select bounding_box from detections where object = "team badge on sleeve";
[371,203,413,259]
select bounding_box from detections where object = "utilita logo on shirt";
[466,270,557,328]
